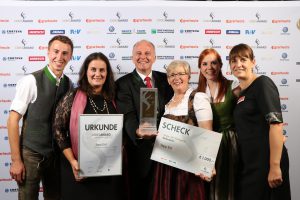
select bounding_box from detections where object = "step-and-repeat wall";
[0,1,299,199]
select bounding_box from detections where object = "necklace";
[88,96,109,114]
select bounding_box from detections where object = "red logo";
[28,30,45,35]
[29,56,45,61]
[205,29,221,34]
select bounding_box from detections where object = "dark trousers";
[18,147,60,200]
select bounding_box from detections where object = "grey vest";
[21,67,72,156]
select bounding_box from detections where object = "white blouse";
[164,87,213,121]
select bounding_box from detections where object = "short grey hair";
[132,39,155,52]
[166,60,191,77]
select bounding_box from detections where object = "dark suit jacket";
[116,69,173,178]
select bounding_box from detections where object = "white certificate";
[151,117,222,177]
[78,114,123,177]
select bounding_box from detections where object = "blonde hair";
[166,60,191,77]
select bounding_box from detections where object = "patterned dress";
[152,89,211,200]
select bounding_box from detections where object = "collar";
[136,70,152,82]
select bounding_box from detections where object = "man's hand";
[10,159,25,183]
[136,123,158,139]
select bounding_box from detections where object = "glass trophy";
[140,88,158,132]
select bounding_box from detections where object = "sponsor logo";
[132,18,152,23]
[280,52,289,61]
[245,30,256,35]
[0,100,11,103]
[28,30,45,35]
[0,152,11,156]
[151,29,174,34]
[38,46,48,50]
[2,57,23,62]
[1,30,22,34]
[226,30,240,35]
[65,65,79,76]
[252,39,267,49]
[15,39,34,50]
[70,29,81,34]
[179,45,199,49]
[226,19,245,23]
[180,55,198,60]
[179,18,199,23]
[272,19,291,23]
[85,45,105,49]
[110,38,128,48]
[71,55,81,61]
[296,62,300,65]
[121,56,132,61]
[50,30,65,35]
[4,188,18,193]
[14,12,33,22]
[281,104,288,112]
[28,56,45,61]
[3,83,16,88]
[281,27,290,35]
[157,38,175,48]
[114,64,128,75]
[0,45,10,49]
[135,29,147,34]
[157,56,175,60]
[180,29,200,34]
[121,30,132,34]
[86,18,105,23]
[108,52,116,60]
[62,12,81,22]
[271,45,290,50]
[249,13,267,23]
[0,19,9,22]
[110,12,128,22]
[254,65,267,75]
[280,97,288,101]
[0,73,11,76]
[107,26,116,34]
[205,29,221,34]
[271,72,289,75]
[157,11,175,22]
[37,19,58,23]
[279,78,289,87]
[203,12,221,23]
[4,162,11,167]
[203,39,221,49]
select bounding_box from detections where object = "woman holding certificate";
[152,60,213,200]
[229,43,291,200]
[53,52,125,200]
[197,48,240,200]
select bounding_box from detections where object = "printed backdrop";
[0,1,299,199]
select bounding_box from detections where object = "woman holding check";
[152,60,214,200]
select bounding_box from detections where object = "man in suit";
[116,40,173,200]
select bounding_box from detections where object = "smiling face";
[200,53,221,82]
[87,59,107,94]
[132,40,156,75]
[230,56,256,80]
[47,40,72,77]
[167,64,190,94]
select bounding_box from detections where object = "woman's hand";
[70,159,84,182]
[268,165,283,188]
[195,168,216,182]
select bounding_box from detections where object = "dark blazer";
[116,69,173,178]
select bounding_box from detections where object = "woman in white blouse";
[152,60,213,200]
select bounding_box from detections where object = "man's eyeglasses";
[167,72,188,79]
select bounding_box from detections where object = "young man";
[7,35,73,200]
